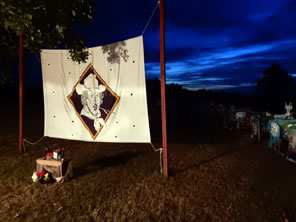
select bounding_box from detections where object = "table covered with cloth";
[268,119,296,149]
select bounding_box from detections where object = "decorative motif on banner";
[67,64,120,139]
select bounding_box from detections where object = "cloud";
[22,0,296,93]
[183,82,256,92]
[79,0,296,93]
[145,35,296,93]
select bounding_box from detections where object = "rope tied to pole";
[150,143,163,175]
[141,1,160,36]
[23,136,45,152]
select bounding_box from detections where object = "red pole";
[159,0,168,177]
[19,34,23,153]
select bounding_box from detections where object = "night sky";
[24,0,296,94]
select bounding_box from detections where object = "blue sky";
[24,0,296,93]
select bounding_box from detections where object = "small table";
[36,158,63,179]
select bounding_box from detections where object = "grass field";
[1,129,296,222]
[1,85,296,221]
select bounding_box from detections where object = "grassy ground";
[1,130,296,222]
[1,86,296,221]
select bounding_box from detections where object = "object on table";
[53,148,64,160]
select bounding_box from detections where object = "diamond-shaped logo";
[67,64,120,139]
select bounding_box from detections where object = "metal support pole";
[19,34,23,153]
[159,0,168,177]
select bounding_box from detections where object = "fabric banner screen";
[41,36,151,143]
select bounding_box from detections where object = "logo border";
[67,63,120,140]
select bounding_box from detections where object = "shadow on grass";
[169,148,239,177]
[150,126,233,145]
[74,151,145,178]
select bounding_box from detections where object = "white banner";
[41,36,151,143]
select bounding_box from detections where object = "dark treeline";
[146,78,257,111]
[146,63,296,134]
[147,63,296,115]
[146,78,254,133]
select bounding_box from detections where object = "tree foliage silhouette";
[256,64,294,111]
[0,0,94,83]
